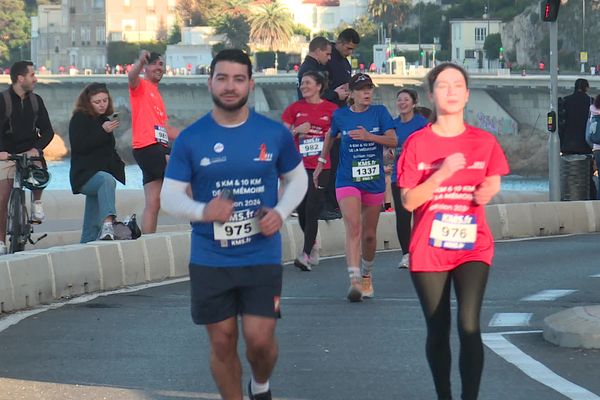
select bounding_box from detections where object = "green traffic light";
[499,47,504,52]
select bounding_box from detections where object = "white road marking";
[483,331,600,400]
[489,313,532,327]
[521,289,577,301]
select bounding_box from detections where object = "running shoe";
[361,274,374,298]
[398,253,409,269]
[347,278,363,302]
[31,200,45,222]
[294,252,312,271]
[248,381,272,400]
[0,240,6,256]
[98,223,115,241]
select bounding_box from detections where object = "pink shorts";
[335,186,385,207]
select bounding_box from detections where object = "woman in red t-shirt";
[397,63,509,400]
[282,71,337,271]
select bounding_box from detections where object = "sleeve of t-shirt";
[164,130,192,183]
[281,103,296,126]
[277,126,303,174]
[378,105,396,133]
[486,138,510,177]
[330,110,341,138]
[129,79,145,97]
[397,135,422,189]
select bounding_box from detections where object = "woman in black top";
[69,83,125,242]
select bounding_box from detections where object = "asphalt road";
[1,233,599,400]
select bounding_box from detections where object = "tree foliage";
[368,0,411,37]
[483,33,502,60]
[210,0,251,51]
[107,41,166,66]
[0,0,30,64]
[249,0,294,51]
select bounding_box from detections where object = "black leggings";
[297,169,330,255]
[391,184,411,255]
[411,261,490,400]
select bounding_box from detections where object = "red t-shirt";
[281,99,338,170]
[397,125,510,272]
[129,78,168,149]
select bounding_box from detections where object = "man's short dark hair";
[210,49,252,79]
[147,52,162,64]
[309,36,331,53]
[574,78,589,92]
[337,28,360,45]
[10,60,34,84]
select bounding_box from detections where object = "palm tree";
[368,0,411,39]
[249,0,294,69]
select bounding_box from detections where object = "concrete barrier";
[1,191,599,316]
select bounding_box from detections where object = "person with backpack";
[0,60,54,255]
[586,94,600,199]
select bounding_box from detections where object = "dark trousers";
[391,184,411,255]
[297,169,330,254]
[323,139,340,211]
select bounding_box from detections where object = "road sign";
[580,51,588,63]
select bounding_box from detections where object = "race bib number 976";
[429,213,477,250]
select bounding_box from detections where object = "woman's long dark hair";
[73,82,114,117]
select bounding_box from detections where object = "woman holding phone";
[69,82,125,242]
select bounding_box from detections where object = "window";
[96,25,105,45]
[167,0,177,11]
[465,50,476,59]
[474,27,486,42]
[124,0,131,9]
[122,19,136,31]
[147,0,155,11]
[94,0,103,9]
[146,15,158,32]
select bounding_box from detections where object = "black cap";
[349,73,375,90]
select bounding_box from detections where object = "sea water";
[46,160,549,192]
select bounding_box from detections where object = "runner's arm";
[160,178,205,221]
[128,50,149,89]
[274,162,308,220]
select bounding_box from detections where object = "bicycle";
[6,154,50,254]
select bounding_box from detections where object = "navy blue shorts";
[189,264,282,325]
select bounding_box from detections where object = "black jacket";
[0,86,54,153]
[296,55,328,100]
[559,91,593,154]
[325,44,352,107]
[69,111,125,194]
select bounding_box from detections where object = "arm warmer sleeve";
[274,162,308,220]
[160,178,205,221]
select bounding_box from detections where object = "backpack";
[113,214,142,240]
[1,89,39,135]
[585,114,600,145]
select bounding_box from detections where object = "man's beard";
[212,92,249,112]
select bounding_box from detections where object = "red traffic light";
[541,0,560,22]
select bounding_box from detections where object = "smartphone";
[110,112,119,121]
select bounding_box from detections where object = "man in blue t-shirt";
[160,49,307,400]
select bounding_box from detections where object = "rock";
[44,133,69,161]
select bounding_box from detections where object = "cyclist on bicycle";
[0,61,55,255]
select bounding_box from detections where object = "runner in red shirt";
[397,63,509,400]
[282,71,337,271]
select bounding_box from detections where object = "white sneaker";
[31,200,45,222]
[398,253,409,269]
[98,223,115,240]
[0,241,6,255]
[293,252,312,271]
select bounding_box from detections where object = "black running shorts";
[132,143,169,185]
[189,264,283,325]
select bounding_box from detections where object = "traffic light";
[541,0,560,22]
[419,49,424,57]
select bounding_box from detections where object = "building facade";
[450,18,503,70]
[281,0,368,34]
[31,0,178,73]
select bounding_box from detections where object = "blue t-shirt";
[391,114,428,183]
[330,104,395,193]
[165,110,302,267]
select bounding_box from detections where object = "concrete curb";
[1,195,599,350]
[543,306,600,349]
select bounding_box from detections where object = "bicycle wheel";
[7,189,27,253]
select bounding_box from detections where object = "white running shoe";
[398,253,409,269]
[98,223,115,240]
[0,241,6,256]
[31,200,45,222]
[293,252,312,271]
